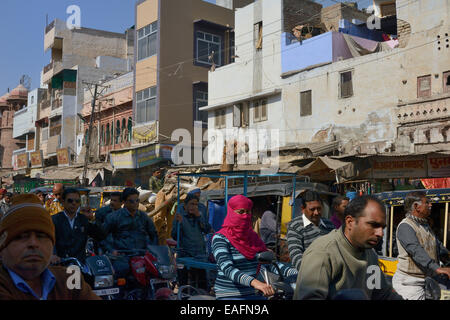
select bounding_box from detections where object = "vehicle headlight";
[94,275,114,288]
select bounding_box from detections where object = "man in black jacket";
[51,188,106,265]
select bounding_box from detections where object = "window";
[100,125,104,146]
[115,120,121,144]
[340,71,353,98]
[106,123,110,146]
[444,71,450,94]
[122,118,126,142]
[137,21,158,61]
[84,129,89,145]
[110,122,114,145]
[380,2,396,17]
[215,109,226,129]
[254,22,263,50]
[233,103,249,127]
[300,90,312,117]
[194,89,208,125]
[49,116,61,137]
[136,86,157,124]
[196,31,222,66]
[417,75,431,98]
[253,99,267,123]
[127,117,132,142]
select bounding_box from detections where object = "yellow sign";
[30,151,43,168]
[57,148,70,167]
[133,122,157,142]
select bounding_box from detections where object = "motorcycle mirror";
[255,251,275,264]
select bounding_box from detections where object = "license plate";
[93,287,120,296]
[150,279,168,285]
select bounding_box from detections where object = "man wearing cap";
[0,194,100,300]
[45,183,64,216]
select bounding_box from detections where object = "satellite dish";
[20,75,32,90]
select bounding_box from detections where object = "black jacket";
[52,211,106,263]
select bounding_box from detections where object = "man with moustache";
[294,195,403,300]
[287,190,335,270]
[392,191,450,300]
[0,194,100,300]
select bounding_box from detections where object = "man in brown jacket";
[0,194,100,300]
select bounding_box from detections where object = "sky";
[0,0,372,97]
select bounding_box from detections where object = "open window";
[254,22,263,50]
[215,109,226,129]
[340,71,354,99]
[444,71,450,94]
[253,99,267,123]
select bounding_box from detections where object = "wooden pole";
[444,202,449,247]
[389,205,394,258]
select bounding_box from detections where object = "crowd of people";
[0,176,449,300]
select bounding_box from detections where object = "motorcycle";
[109,244,177,300]
[255,251,297,300]
[58,255,122,300]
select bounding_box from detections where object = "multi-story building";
[12,88,47,173]
[37,19,134,166]
[80,71,133,162]
[123,0,252,171]
[0,85,28,169]
[203,0,449,163]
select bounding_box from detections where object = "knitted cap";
[0,194,55,250]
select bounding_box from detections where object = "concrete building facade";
[133,0,251,155]
[38,19,134,165]
[203,0,450,164]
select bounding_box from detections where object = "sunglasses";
[127,199,140,203]
[234,209,251,214]
[66,198,81,204]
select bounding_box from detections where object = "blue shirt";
[6,268,56,300]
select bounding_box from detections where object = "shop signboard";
[371,156,426,179]
[427,155,450,177]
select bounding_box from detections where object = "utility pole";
[82,84,98,187]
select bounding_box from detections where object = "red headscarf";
[216,195,267,260]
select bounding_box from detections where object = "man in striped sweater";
[287,190,335,270]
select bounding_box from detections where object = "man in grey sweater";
[294,195,403,300]
[392,191,450,300]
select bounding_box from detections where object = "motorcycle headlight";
[94,275,114,288]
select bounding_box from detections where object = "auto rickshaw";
[374,188,450,280]
[174,171,338,278]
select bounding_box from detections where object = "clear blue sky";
[0,0,371,96]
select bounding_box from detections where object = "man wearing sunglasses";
[102,188,158,277]
[50,188,106,265]
[287,190,335,270]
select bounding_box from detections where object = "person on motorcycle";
[51,188,106,265]
[93,192,123,254]
[172,192,213,290]
[102,187,158,277]
[392,191,450,300]
[95,192,123,228]
[287,191,335,271]
[212,195,297,300]
[0,194,100,300]
[293,195,403,300]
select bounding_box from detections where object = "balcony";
[13,105,36,139]
[396,94,450,125]
[52,98,62,110]
[45,20,55,34]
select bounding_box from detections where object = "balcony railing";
[40,99,51,110]
[45,20,55,34]
[51,98,62,110]
[43,61,53,74]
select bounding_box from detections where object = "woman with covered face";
[212,195,297,300]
